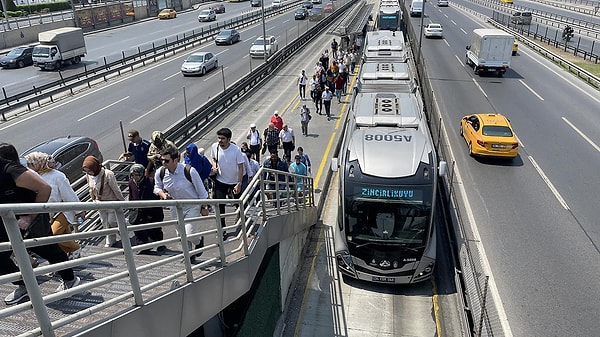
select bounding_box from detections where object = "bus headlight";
[415,261,434,280]
[336,252,355,273]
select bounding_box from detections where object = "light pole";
[417,0,426,69]
[260,0,268,62]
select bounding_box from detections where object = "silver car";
[198,9,216,22]
[215,29,241,45]
[181,51,219,76]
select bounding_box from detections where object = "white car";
[424,23,443,38]
[181,51,219,76]
[437,0,449,6]
[272,0,282,7]
[249,36,279,58]
[198,9,216,22]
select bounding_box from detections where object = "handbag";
[261,143,267,155]
[22,213,52,239]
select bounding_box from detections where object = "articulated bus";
[378,5,402,31]
[363,30,407,63]
[333,90,446,284]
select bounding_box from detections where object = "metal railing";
[0,165,315,336]
[0,2,301,119]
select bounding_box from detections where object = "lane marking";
[472,78,487,98]
[163,72,180,81]
[518,79,544,101]
[130,97,175,124]
[434,92,514,337]
[562,117,600,154]
[78,96,129,121]
[528,156,570,210]
[519,49,600,104]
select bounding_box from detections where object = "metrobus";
[378,5,402,31]
[354,61,417,94]
[363,30,407,63]
[333,91,446,284]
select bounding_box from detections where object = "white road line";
[519,49,600,104]
[444,39,450,47]
[163,72,180,81]
[130,97,175,124]
[78,96,129,121]
[432,92,514,337]
[451,19,457,25]
[204,67,226,81]
[518,79,544,101]
[455,54,463,65]
[460,27,467,34]
[562,117,600,154]
[528,156,570,210]
[472,78,487,97]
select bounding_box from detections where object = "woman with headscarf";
[25,152,83,259]
[128,164,165,255]
[82,156,125,247]
[184,143,211,183]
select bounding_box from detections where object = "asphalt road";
[415,1,600,336]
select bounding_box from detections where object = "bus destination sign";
[360,187,423,201]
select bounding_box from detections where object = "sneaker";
[56,276,80,292]
[4,285,28,305]
[68,248,82,260]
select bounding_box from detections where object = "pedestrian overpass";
[0,162,318,337]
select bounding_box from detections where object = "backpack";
[159,164,192,184]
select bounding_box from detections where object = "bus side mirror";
[466,45,471,50]
[438,161,447,176]
[331,158,339,172]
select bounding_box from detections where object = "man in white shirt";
[211,128,246,229]
[297,69,308,100]
[246,123,262,160]
[279,124,296,160]
[154,145,208,263]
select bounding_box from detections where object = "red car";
[323,2,334,12]
[211,3,226,13]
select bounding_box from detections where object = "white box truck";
[32,27,87,70]
[465,29,514,76]
[409,0,423,16]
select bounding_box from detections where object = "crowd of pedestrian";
[0,38,357,305]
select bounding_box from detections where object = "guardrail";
[491,11,600,64]
[489,16,600,89]
[0,2,300,120]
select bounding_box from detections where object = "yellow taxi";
[158,8,177,19]
[460,113,519,158]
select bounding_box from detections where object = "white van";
[410,0,423,16]
[272,0,282,7]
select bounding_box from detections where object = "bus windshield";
[346,200,430,244]
[379,14,399,30]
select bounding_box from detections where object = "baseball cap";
[250,123,256,128]
[274,110,279,116]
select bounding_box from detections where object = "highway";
[414,0,600,336]
[1,0,599,336]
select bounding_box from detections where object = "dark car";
[308,6,323,21]
[211,3,226,13]
[0,46,34,69]
[251,0,262,7]
[301,1,313,9]
[21,136,104,183]
[295,8,308,19]
[215,29,241,45]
